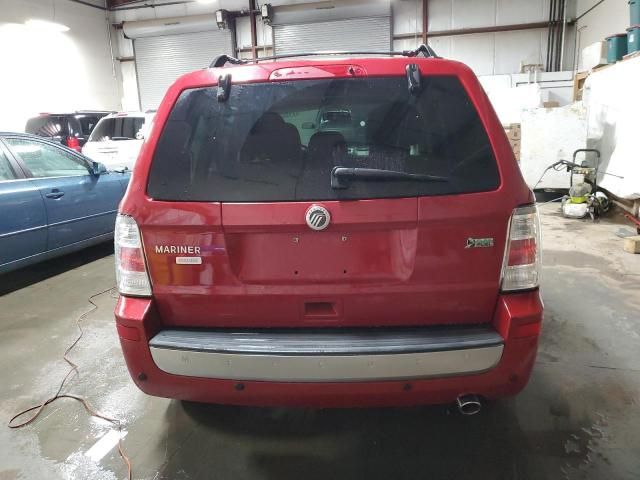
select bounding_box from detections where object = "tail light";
[501,205,541,292]
[115,215,151,297]
[66,136,81,152]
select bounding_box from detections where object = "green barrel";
[627,25,640,54]
[606,33,628,62]
[630,0,640,25]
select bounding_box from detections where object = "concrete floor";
[1,203,639,480]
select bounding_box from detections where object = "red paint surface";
[116,56,541,406]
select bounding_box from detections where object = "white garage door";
[273,16,391,55]
[134,30,233,110]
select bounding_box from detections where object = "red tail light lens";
[67,136,81,152]
[118,246,147,272]
[501,205,541,292]
[507,238,537,266]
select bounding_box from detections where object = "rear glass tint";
[89,117,145,141]
[25,116,65,138]
[148,76,500,202]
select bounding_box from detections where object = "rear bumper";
[148,327,504,382]
[115,291,542,407]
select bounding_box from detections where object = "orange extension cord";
[8,287,132,480]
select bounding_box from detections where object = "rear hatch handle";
[331,166,449,189]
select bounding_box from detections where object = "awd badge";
[465,237,494,248]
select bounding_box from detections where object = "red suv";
[114,47,542,411]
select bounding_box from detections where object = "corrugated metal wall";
[392,0,576,75]
[273,16,391,55]
[134,30,233,110]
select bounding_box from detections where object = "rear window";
[25,116,65,138]
[89,117,145,142]
[147,76,500,202]
[70,115,104,136]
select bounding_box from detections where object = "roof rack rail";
[209,44,439,68]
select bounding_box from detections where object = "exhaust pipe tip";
[456,394,482,416]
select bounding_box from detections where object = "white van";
[82,111,154,170]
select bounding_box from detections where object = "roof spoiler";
[209,44,439,68]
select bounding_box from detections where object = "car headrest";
[308,131,347,154]
[250,112,285,134]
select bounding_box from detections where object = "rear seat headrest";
[250,112,285,134]
[308,131,347,153]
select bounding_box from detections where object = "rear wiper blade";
[331,166,448,189]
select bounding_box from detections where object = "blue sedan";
[0,132,130,274]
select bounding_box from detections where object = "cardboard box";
[624,236,640,254]
[573,71,589,101]
[543,101,560,108]
[503,123,522,162]
[504,123,521,140]
[511,141,521,161]
[507,130,521,140]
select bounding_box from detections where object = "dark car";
[0,133,130,274]
[25,111,112,152]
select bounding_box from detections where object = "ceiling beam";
[108,0,141,7]
[68,0,107,9]
[394,21,551,40]
[108,0,201,10]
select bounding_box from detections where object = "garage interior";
[1,0,640,479]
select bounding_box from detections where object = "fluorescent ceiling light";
[25,19,70,32]
[196,0,216,4]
